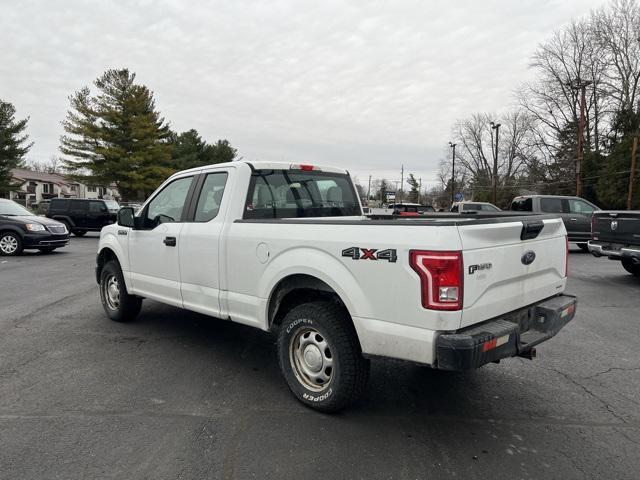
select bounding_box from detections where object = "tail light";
[410,250,463,310]
[290,164,318,171]
[565,236,569,278]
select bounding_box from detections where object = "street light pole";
[448,142,456,205]
[490,121,501,205]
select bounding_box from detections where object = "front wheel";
[73,230,87,237]
[622,258,640,277]
[277,301,370,412]
[0,232,23,256]
[99,260,142,322]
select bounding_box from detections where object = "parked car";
[451,201,501,213]
[589,210,640,277]
[386,203,436,216]
[96,161,576,412]
[510,195,599,251]
[46,198,120,236]
[0,199,69,256]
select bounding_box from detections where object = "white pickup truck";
[96,161,576,412]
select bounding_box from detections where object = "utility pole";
[449,142,456,205]
[628,136,639,210]
[367,175,372,207]
[400,165,404,203]
[568,79,592,197]
[490,121,501,205]
[419,177,422,205]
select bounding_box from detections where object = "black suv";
[46,198,120,236]
[0,199,69,256]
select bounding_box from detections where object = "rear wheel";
[277,301,369,412]
[99,260,142,322]
[621,258,640,277]
[73,230,87,237]
[0,232,23,256]
[577,243,589,252]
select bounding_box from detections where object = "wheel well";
[268,274,350,331]
[96,248,119,283]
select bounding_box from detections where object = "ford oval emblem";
[521,250,536,265]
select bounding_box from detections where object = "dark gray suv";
[510,195,599,251]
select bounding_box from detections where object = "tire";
[73,230,87,237]
[0,231,24,256]
[621,258,640,277]
[277,301,369,412]
[577,243,589,252]
[38,247,56,254]
[99,260,142,322]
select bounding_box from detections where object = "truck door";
[179,170,230,318]
[128,175,195,307]
[566,198,596,242]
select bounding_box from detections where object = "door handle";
[570,218,577,221]
[163,236,177,247]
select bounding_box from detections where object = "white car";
[451,201,501,213]
[96,161,576,412]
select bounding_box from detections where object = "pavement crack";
[547,367,628,424]
[583,366,640,380]
[10,285,96,326]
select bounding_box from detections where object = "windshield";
[104,200,120,210]
[0,201,34,216]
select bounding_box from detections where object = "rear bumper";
[588,241,640,260]
[435,294,576,370]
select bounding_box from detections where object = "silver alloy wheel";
[102,274,120,311]
[0,234,18,254]
[289,327,334,391]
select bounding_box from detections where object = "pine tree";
[61,69,173,200]
[0,99,32,196]
[170,130,237,171]
[406,174,420,203]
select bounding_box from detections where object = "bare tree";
[30,155,63,174]
[450,111,535,189]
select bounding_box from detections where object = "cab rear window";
[244,169,361,219]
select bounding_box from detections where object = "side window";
[70,200,88,212]
[568,199,594,214]
[89,201,105,213]
[511,198,532,211]
[194,172,228,222]
[540,198,564,213]
[146,176,193,225]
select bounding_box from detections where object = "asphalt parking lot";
[1,236,639,479]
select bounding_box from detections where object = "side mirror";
[117,207,135,228]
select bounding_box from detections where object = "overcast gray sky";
[1,0,607,187]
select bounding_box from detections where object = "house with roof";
[7,168,119,207]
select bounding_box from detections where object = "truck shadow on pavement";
[126,301,498,418]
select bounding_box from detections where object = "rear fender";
[259,247,372,329]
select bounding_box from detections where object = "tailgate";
[458,217,567,328]
[592,212,640,245]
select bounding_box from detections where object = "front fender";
[97,230,131,290]
[259,246,373,325]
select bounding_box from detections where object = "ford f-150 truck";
[96,161,576,412]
